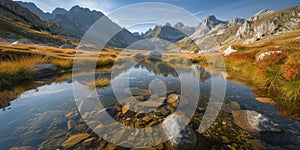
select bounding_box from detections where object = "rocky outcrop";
[237,6,300,40]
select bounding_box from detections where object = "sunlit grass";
[50,59,73,70]
[224,30,300,106]
[0,56,45,89]
[87,78,110,89]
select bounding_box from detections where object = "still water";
[0,60,299,149]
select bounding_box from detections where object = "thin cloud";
[14,0,115,14]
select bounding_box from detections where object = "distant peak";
[69,5,87,11]
[206,15,217,20]
[174,22,184,27]
[165,22,171,27]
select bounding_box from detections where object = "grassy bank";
[224,31,300,115]
[0,42,117,90]
[186,30,300,115]
[0,56,44,88]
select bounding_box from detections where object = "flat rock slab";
[62,133,91,148]
[256,97,277,104]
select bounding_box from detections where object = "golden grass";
[87,78,110,89]
[222,30,300,114]
[0,56,45,89]
[50,59,74,70]
[0,42,120,89]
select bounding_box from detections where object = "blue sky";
[17,0,299,32]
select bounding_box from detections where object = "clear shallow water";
[0,60,299,149]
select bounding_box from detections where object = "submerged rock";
[232,110,283,133]
[167,94,180,108]
[9,146,35,150]
[162,114,197,150]
[62,133,91,148]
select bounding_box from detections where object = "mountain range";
[1,0,299,50]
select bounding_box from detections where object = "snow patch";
[257,51,282,61]
[223,46,237,56]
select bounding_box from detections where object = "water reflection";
[0,59,299,149]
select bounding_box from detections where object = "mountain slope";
[173,6,300,51]
[0,0,48,30]
[0,0,71,45]
[15,1,52,21]
[236,6,300,43]
[48,5,141,47]
[143,24,186,42]
[173,15,245,50]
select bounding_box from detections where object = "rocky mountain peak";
[164,22,172,27]
[52,8,67,16]
[201,15,226,29]
[174,22,184,28]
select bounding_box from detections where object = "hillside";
[0,13,69,45]
[173,6,300,51]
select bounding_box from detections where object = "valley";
[0,0,299,149]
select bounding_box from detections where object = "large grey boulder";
[162,114,197,150]
[34,64,58,79]
[147,51,162,60]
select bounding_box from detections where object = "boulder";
[132,52,145,60]
[162,114,197,150]
[255,97,276,104]
[232,110,283,133]
[147,51,163,60]
[34,64,58,79]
